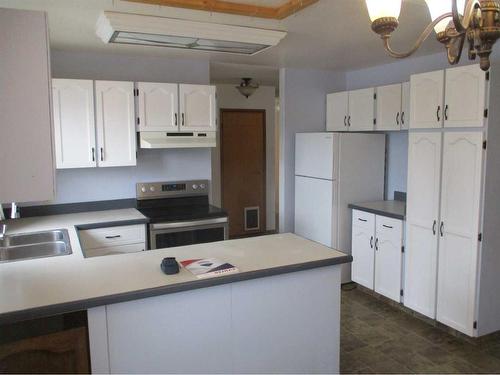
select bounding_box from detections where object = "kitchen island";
[0,211,351,373]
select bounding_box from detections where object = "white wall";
[45,50,212,205]
[279,68,346,233]
[212,84,277,231]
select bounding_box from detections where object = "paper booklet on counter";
[180,258,239,279]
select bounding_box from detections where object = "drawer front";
[80,224,145,250]
[376,216,403,240]
[84,243,146,258]
[352,209,375,230]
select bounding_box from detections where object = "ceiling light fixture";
[366,0,500,71]
[236,78,259,98]
[96,12,287,55]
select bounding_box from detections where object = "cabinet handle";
[100,147,104,162]
[344,116,347,127]
[396,112,400,126]
[401,112,405,125]
[432,220,437,235]
[182,113,185,126]
[375,238,379,251]
[444,104,449,121]
[382,224,393,229]
[105,235,121,239]
[370,236,374,249]
[175,113,178,126]
[437,105,441,122]
[91,147,95,162]
[440,221,444,237]
[348,116,351,127]
[358,218,368,222]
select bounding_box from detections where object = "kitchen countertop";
[348,200,406,220]
[0,210,351,324]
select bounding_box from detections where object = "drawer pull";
[358,218,368,222]
[105,235,122,239]
[382,225,393,229]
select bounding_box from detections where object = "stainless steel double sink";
[0,229,72,262]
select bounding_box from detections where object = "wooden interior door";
[221,109,266,238]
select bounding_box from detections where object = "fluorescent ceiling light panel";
[96,12,287,55]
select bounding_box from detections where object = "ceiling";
[0,0,444,78]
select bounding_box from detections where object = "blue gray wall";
[279,67,346,232]
[48,50,212,204]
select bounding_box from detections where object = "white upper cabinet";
[95,81,136,167]
[0,9,55,203]
[351,210,376,289]
[137,82,179,132]
[401,81,410,130]
[404,132,442,319]
[348,88,375,131]
[410,70,444,129]
[436,132,483,336]
[374,216,403,302]
[326,92,349,131]
[444,65,486,128]
[52,79,96,169]
[376,83,402,131]
[179,84,216,132]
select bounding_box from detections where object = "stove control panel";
[136,180,209,200]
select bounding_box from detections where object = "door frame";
[220,108,267,234]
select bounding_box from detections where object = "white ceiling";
[0,0,443,79]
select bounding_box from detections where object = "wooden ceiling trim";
[123,0,319,19]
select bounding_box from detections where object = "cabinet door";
[351,210,375,289]
[348,88,375,131]
[0,9,55,203]
[436,132,483,336]
[326,92,349,131]
[95,81,136,167]
[376,83,402,131]
[374,216,403,302]
[179,84,216,132]
[444,65,486,128]
[404,132,442,318]
[52,79,96,169]
[401,81,410,130]
[137,82,178,131]
[410,70,444,129]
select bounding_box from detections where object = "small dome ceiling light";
[236,78,259,98]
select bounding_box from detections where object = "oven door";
[149,217,228,250]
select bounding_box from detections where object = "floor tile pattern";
[341,287,500,374]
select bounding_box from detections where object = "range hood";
[96,11,287,55]
[139,132,216,149]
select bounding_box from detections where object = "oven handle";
[150,217,228,231]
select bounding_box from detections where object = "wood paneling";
[0,327,90,374]
[221,109,266,238]
[124,0,319,19]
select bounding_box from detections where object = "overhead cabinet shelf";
[53,79,217,169]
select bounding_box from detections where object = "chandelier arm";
[452,0,480,33]
[382,12,453,59]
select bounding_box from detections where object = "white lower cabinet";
[79,224,146,258]
[351,210,375,289]
[374,216,403,302]
[351,210,403,302]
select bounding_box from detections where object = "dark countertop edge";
[348,203,405,220]
[75,218,149,230]
[0,254,352,325]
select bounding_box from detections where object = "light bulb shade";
[425,0,466,33]
[366,0,402,22]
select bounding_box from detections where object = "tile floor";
[340,286,500,374]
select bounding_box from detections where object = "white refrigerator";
[294,132,386,283]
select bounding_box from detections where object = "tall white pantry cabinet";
[405,63,500,337]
